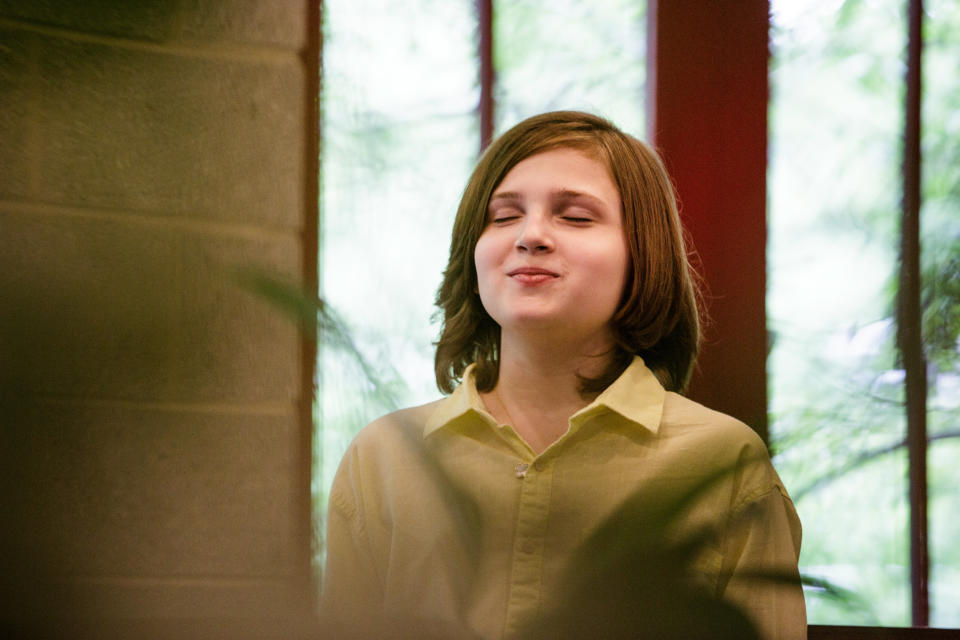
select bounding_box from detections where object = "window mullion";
[477,0,494,152]
[899,0,929,627]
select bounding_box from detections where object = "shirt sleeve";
[718,484,807,640]
[320,454,384,621]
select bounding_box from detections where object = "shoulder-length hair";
[434,111,702,396]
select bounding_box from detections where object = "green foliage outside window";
[494,0,645,135]
[768,0,960,626]
[316,0,647,575]
[316,0,478,572]
[312,0,959,627]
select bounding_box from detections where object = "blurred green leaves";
[235,267,403,411]
[769,0,960,626]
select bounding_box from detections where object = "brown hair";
[434,111,701,395]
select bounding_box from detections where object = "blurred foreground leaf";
[235,267,402,409]
[239,269,862,636]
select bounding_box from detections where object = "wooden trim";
[809,625,960,639]
[477,0,494,152]
[646,0,771,440]
[899,0,929,626]
[299,0,322,609]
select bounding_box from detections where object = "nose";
[514,211,554,254]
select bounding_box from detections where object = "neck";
[497,326,616,390]
[481,329,617,453]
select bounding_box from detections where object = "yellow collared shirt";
[323,357,806,639]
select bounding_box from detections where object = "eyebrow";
[489,191,522,204]
[489,189,607,207]
[553,189,606,208]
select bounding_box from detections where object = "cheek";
[473,238,491,314]
[473,233,497,282]
[473,235,494,301]
[473,230,510,323]
[603,238,631,306]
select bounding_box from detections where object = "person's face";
[474,147,629,346]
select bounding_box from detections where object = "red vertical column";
[647,0,771,440]
[900,0,928,626]
[477,0,495,152]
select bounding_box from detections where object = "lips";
[507,266,559,285]
[507,267,559,277]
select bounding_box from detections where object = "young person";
[322,111,806,639]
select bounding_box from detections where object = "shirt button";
[521,540,537,555]
[514,463,529,479]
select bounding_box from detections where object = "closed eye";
[560,208,595,224]
[489,204,523,224]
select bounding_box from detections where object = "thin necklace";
[494,386,519,428]
[496,386,533,479]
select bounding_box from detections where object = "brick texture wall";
[0,2,318,636]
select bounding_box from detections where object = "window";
[317,0,646,569]
[317,0,960,629]
[768,0,960,627]
[317,0,478,564]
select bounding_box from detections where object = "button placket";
[503,458,553,638]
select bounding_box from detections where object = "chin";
[506,316,591,335]
[498,308,561,325]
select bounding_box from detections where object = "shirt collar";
[422,364,490,437]
[422,357,665,438]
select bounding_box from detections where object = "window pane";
[494,0,646,137]
[923,0,960,627]
[768,0,909,625]
[318,0,478,566]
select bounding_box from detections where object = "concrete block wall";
[0,1,318,635]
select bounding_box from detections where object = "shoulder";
[660,391,767,453]
[335,398,453,480]
[350,399,446,449]
[328,399,448,512]
[659,392,787,503]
